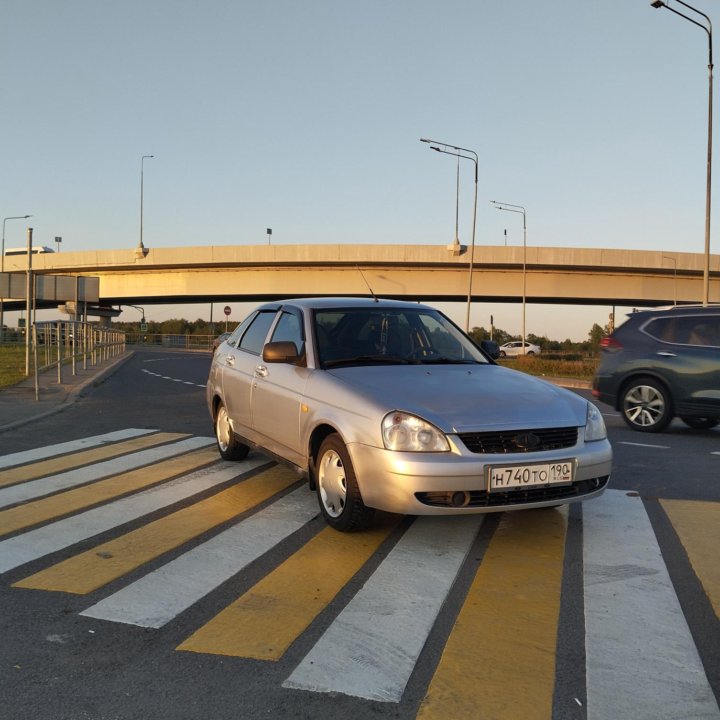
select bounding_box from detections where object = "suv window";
[239,311,277,355]
[645,314,720,347]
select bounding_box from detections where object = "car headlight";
[382,412,450,452]
[585,402,607,442]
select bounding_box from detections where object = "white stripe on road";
[0,456,269,574]
[0,429,155,470]
[0,437,214,509]
[81,487,318,628]
[283,515,483,703]
[583,490,720,720]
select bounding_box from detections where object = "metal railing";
[124,333,215,350]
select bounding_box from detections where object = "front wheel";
[621,378,673,433]
[214,401,250,460]
[316,434,374,532]
[680,416,719,430]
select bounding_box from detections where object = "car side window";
[683,316,720,347]
[238,311,277,355]
[226,312,257,347]
[271,311,304,354]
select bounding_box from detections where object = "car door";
[642,314,720,416]
[221,310,279,440]
[250,307,309,466]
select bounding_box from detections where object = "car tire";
[680,416,719,430]
[316,434,374,532]
[499,351,506,358]
[621,377,673,433]
[526,351,535,356]
[214,401,250,461]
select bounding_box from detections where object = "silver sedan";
[207,298,612,531]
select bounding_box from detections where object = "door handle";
[225,354,235,366]
[255,365,268,377]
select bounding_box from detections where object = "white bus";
[3,246,55,256]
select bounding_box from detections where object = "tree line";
[113,318,609,357]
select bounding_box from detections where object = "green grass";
[497,355,599,380]
[0,345,29,388]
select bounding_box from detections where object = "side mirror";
[262,340,301,364]
[480,340,501,360]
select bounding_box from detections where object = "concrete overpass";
[4,243,720,310]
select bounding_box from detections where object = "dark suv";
[592,305,720,432]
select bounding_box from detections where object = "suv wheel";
[680,416,719,430]
[621,378,673,433]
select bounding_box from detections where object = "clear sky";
[1,0,717,340]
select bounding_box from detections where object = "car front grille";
[457,426,578,454]
[416,476,609,509]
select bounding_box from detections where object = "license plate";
[488,461,574,491]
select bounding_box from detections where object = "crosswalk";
[1,429,718,719]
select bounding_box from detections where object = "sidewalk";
[0,351,135,433]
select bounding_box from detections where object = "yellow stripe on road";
[0,433,186,488]
[418,508,567,720]
[661,498,720,618]
[0,448,219,537]
[178,516,399,660]
[14,465,296,594]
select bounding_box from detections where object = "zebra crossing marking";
[0,435,212,508]
[283,515,483,703]
[0,432,185,489]
[583,490,720,720]
[80,486,319,628]
[0,455,267,574]
[417,507,568,720]
[178,516,400,660]
[660,498,720,618]
[0,429,155,471]
[0,447,219,538]
[15,464,297,594]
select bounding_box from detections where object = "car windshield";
[313,307,488,368]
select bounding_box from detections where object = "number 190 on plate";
[488,461,573,491]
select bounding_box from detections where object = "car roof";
[256,297,435,311]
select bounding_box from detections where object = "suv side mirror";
[262,340,301,364]
[480,340,500,360]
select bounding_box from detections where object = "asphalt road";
[1,349,718,720]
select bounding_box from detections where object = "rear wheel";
[316,434,374,532]
[621,378,673,433]
[214,401,250,460]
[680,416,719,430]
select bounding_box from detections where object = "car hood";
[326,364,586,432]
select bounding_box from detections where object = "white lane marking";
[617,441,670,449]
[81,487,318,628]
[283,515,483,703]
[0,456,269,574]
[0,429,155,471]
[583,490,720,720]
[141,368,205,387]
[0,437,214,509]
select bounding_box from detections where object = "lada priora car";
[207,298,612,531]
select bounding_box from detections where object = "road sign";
[224,306,231,316]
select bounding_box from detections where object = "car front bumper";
[347,438,613,515]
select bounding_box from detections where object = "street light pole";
[138,154,154,257]
[420,138,478,332]
[492,201,527,354]
[1,214,32,342]
[651,0,713,305]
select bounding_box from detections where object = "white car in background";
[498,341,541,357]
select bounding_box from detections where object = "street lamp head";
[651,0,666,8]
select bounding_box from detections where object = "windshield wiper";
[324,355,414,369]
